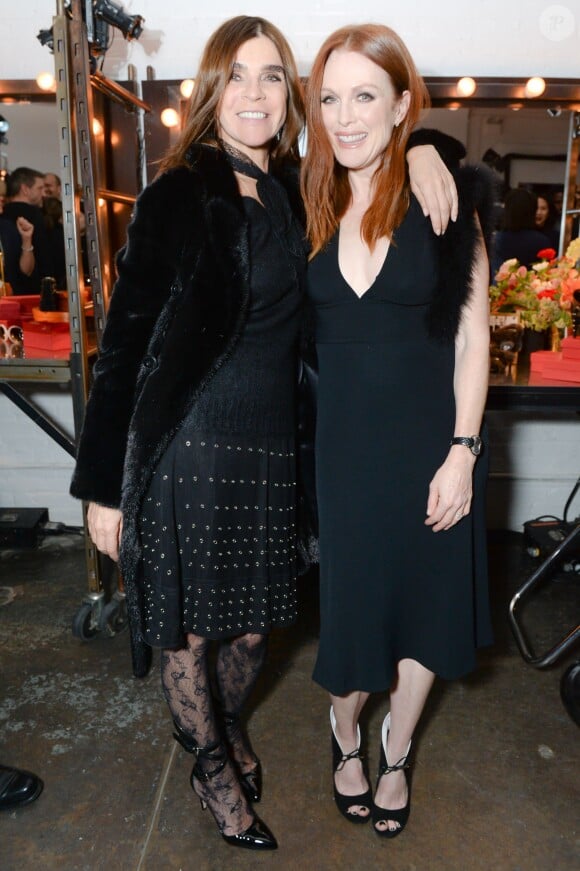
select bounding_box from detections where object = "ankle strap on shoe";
[172,722,227,769]
[336,748,364,772]
[378,757,409,776]
[191,743,228,782]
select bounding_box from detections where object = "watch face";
[471,436,482,456]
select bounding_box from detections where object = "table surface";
[1,350,579,407]
[488,361,580,410]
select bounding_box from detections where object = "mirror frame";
[425,77,580,110]
[0,80,56,103]
[2,75,580,107]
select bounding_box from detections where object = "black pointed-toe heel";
[222,711,262,803]
[330,706,372,824]
[172,721,277,851]
[221,816,277,850]
[372,712,412,839]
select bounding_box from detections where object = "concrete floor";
[0,530,578,871]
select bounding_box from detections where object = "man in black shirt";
[2,167,54,293]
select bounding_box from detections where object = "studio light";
[160,108,180,129]
[37,1,144,58]
[180,79,195,99]
[456,77,477,97]
[37,28,54,53]
[36,71,56,91]
[525,76,546,98]
[93,0,144,41]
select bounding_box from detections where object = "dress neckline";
[333,231,393,300]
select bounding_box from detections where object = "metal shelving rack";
[0,0,149,639]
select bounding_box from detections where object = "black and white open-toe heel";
[173,721,276,851]
[330,706,372,824]
[372,712,412,839]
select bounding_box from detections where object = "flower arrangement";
[490,239,580,332]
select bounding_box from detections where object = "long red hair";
[159,16,304,174]
[301,24,430,257]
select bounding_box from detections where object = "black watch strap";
[450,436,482,456]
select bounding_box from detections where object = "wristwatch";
[450,435,482,456]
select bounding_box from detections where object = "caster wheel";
[72,602,98,641]
[98,598,128,636]
[526,546,541,558]
[560,661,580,727]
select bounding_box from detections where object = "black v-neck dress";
[307,196,492,695]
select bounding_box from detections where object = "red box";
[23,321,71,352]
[10,295,41,315]
[0,295,40,328]
[0,299,21,323]
[529,350,556,373]
[561,336,580,360]
[538,355,580,383]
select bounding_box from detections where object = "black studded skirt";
[138,430,298,647]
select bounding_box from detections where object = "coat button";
[170,280,181,296]
[142,354,157,370]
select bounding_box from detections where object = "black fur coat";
[429,163,496,341]
[70,145,308,665]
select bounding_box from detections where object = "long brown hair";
[159,16,304,173]
[301,24,430,256]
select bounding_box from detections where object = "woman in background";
[535,192,560,251]
[491,188,551,274]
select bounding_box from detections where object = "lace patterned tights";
[161,632,268,835]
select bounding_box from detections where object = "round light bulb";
[36,71,55,91]
[160,107,180,128]
[525,76,546,98]
[180,79,195,99]
[456,77,476,97]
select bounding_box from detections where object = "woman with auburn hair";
[70,13,457,852]
[302,24,494,838]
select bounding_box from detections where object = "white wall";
[3,0,580,81]
[1,0,579,530]
[0,388,81,526]
[0,103,59,175]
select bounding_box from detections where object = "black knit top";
[188,195,303,435]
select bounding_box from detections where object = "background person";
[0,764,43,811]
[2,167,54,293]
[490,188,551,276]
[534,192,559,251]
[43,172,62,200]
[0,214,35,292]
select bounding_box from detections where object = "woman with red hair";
[302,24,494,838]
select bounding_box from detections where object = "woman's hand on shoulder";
[424,448,475,532]
[87,502,123,562]
[407,145,459,236]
